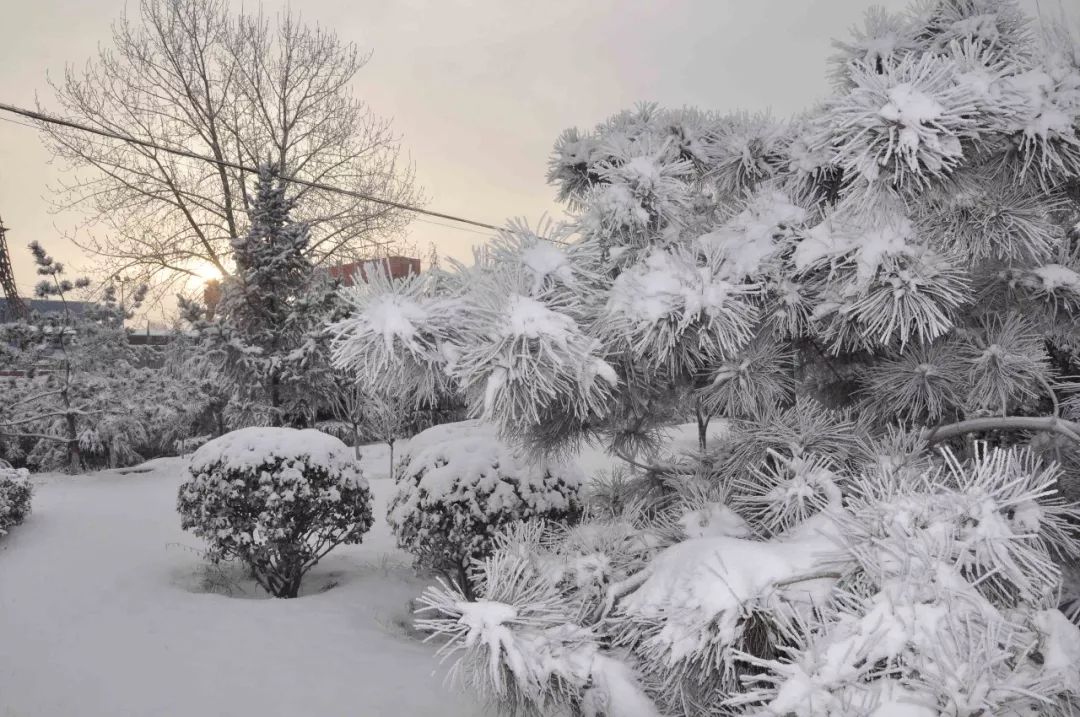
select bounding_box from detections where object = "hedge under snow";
[388,420,584,593]
[0,464,32,536]
[178,427,373,597]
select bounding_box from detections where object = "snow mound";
[392,420,583,515]
[363,293,430,348]
[606,249,751,327]
[521,241,575,293]
[190,426,361,476]
[388,420,584,576]
[620,534,835,661]
[502,294,576,340]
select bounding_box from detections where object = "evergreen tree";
[185,165,339,427]
[334,2,1080,714]
[0,244,191,471]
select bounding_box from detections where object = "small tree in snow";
[162,336,233,441]
[324,376,369,459]
[387,421,583,598]
[357,389,410,477]
[182,165,339,427]
[0,243,177,471]
[177,427,373,598]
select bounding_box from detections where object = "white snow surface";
[502,293,577,341]
[1007,69,1080,141]
[678,501,752,539]
[620,531,836,661]
[878,84,945,149]
[1032,263,1080,292]
[0,450,478,717]
[696,190,806,280]
[796,215,916,285]
[189,426,361,476]
[606,249,742,325]
[1033,608,1080,685]
[357,292,430,349]
[391,420,584,514]
[520,241,574,293]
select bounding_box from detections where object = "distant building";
[0,298,91,323]
[127,326,174,346]
[327,256,421,287]
[0,298,176,356]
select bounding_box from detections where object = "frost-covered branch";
[926,415,1080,445]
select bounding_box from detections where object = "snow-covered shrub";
[388,420,584,596]
[0,463,32,535]
[177,427,373,598]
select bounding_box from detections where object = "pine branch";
[614,449,672,475]
[1037,374,1060,417]
[925,416,1080,445]
[595,569,652,623]
[8,388,67,407]
[772,570,844,589]
[0,431,70,443]
[0,409,99,427]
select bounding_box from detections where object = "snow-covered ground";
[0,423,714,716]
[0,446,476,717]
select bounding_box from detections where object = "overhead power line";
[0,100,506,234]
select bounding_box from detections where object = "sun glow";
[189,260,224,286]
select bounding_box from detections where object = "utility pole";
[0,215,28,320]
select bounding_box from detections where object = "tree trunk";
[387,440,395,480]
[269,372,282,427]
[695,398,710,453]
[62,389,80,473]
[280,571,302,599]
[457,563,475,601]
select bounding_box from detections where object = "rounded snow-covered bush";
[388,420,584,595]
[0,463,33,536]
[178,427,373,598]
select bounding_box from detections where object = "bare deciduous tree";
[39,0,421,298]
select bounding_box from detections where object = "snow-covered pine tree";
[184,165,339,427]
[334,1,1080,714]
[160,333,233,444]
[0,244,188,470]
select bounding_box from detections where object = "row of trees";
[0,245,164,472]
[2,0,435,471]
[0,166,450,473]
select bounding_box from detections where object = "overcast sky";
[1,0,1068,313]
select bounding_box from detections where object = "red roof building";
[327,256,421,287]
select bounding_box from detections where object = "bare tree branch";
[37,0,422,300]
